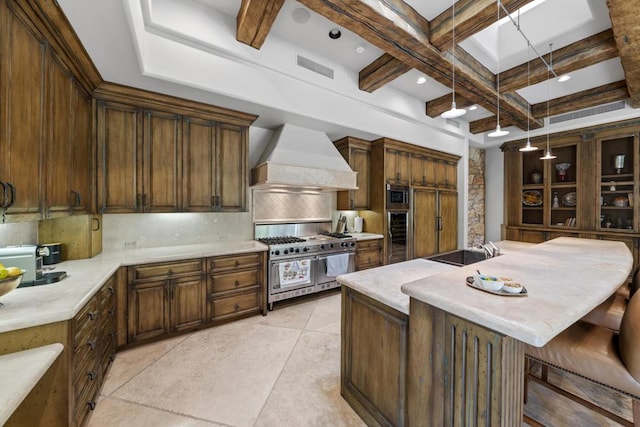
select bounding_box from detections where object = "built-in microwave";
[386,184,410,210]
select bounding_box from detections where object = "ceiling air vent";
[296,54,334,79]
[550,101,626,124]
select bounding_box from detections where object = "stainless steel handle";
[387,227,393,263]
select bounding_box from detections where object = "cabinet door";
[413,189,438,258]
[143,110,181,212]
[127,280,170,343]
[351,147,370,209]
[183,117,216,211]
[385,148,410,185]
[411,154,429,187]
[216,123,246,211]
[439,191,458,253]
[44,50,74,217]
[70,83,92,214]
[97,101,142,213]
[435,160,457,189]
[0,8,46,220]
[171,275,206,332]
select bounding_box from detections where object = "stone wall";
[468,146,485,247]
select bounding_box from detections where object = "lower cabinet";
[341,286,407,427]
[127,259,206,344]
[355,239,383,270]
[124,251,266,345]
[207,252,264,323]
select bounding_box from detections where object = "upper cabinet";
[0,0,98,223]
[95,83,256,214]
[334,137,371,210]
[384,147,411,185]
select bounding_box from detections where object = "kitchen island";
[338,237,632,426]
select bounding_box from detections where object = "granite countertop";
[349,232,384,241]
[402,237,633,347]
[0,343,64,425]
[0,241,267,334]
[337,259,458,314]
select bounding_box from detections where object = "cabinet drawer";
[356,239,382,252]
[73,332,98,379]
[209,290,260,319]
[356,252,383,270]
[209,269,260,295]
[99,277,116,309]
[73,356,98,403]
[73,298,98,342]
[209,253,261,272]
[73,375,98,427]
[129,259,204,282]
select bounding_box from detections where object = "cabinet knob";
[87,401,96,411]
[234,304,240,311]
[234,260,240,267]
[235,280,240,287]
[87,371,96,381]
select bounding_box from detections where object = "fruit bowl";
[473,274,505,291]
[0,270,26,300]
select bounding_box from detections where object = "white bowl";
[502,281,523,294]
[0,270,26,299]
[473,274,504,291]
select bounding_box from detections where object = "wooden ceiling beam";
[236,0,285,49]
[500,30,618,92]
[531,80,629,118]
[607,0,640,107]
[430,0,535,50]
[359,53,412,92]
[470,81,629,134]
[298,0,536,130]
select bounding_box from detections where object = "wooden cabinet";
[503,119,640,272]
[384,147,411,185]
[355,238,383,270]
[207,252,264,322]
[71,276,117,427]
[96,101,142,213]
[98,98,251,213]
[413,189,457,258]
[341,286,408,426]
[334,137,371,210]
[0,4,46,222]
[127,259,206,343]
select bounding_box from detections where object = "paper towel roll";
[354,216,363,233]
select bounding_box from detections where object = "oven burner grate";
[257,236,306,245]
[319,231,352,239]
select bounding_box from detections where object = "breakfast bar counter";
[402,237,632,426]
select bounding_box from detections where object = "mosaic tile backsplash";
[253,190,332,222]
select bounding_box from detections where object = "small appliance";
[0,245,67,287]
[386,184,410,210]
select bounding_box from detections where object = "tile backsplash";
[0,222,38,247]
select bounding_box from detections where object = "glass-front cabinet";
[597,134,638,232]
[520,143,578,229]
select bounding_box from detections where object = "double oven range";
[256,222,356,310]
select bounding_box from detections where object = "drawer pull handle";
[168,269,174,275]
[108,354,115,362]
[108,308,116,316]
[87,371,96,381]
[107,286,115,295]
[109,331,116,339]
[234,304,240,311]
[87,340,97,350]
[234,260,240,267]
[87,311,96,321]
[234,280,240,287]
[87,401,96,411]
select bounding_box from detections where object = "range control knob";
[350,242,356,247]
[283,249,288,255]
[320,244,325,250]
[295,248,300,253]
[289,247,294,253]
[274,250,280,256]
[329,243,334,249]
[303,247,308,252]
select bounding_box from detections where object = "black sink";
[425,250,488,266]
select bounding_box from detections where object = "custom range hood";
[251,124,357,190]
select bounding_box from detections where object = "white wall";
[485,147,505,242]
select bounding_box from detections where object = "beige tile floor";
[88,290,633,427]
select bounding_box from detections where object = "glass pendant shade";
[488,125,509,137]
[441,101,466,119]
[519,140,537,152]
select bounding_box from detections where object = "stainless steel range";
[255,222,356,310]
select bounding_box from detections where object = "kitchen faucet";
[477,241,500,258]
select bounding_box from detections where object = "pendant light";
[488,0,509,137]
[519,43,537,152]
[441,0,466,119]
[540,43,556,160]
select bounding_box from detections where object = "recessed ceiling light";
[468,105,478,111]
[416,76,426,84]
[355,45,365,54]
[291,7,310,24]
[328,28,341,39]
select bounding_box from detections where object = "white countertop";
[402,237,633,347]
[349,232,384,241]
[0,343,64,425]
[0,241,267,334]
[337,259,458,314]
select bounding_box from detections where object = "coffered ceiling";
[58,0,640,148]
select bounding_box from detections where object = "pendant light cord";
[495,0,501,126]
[451,0,456,104]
